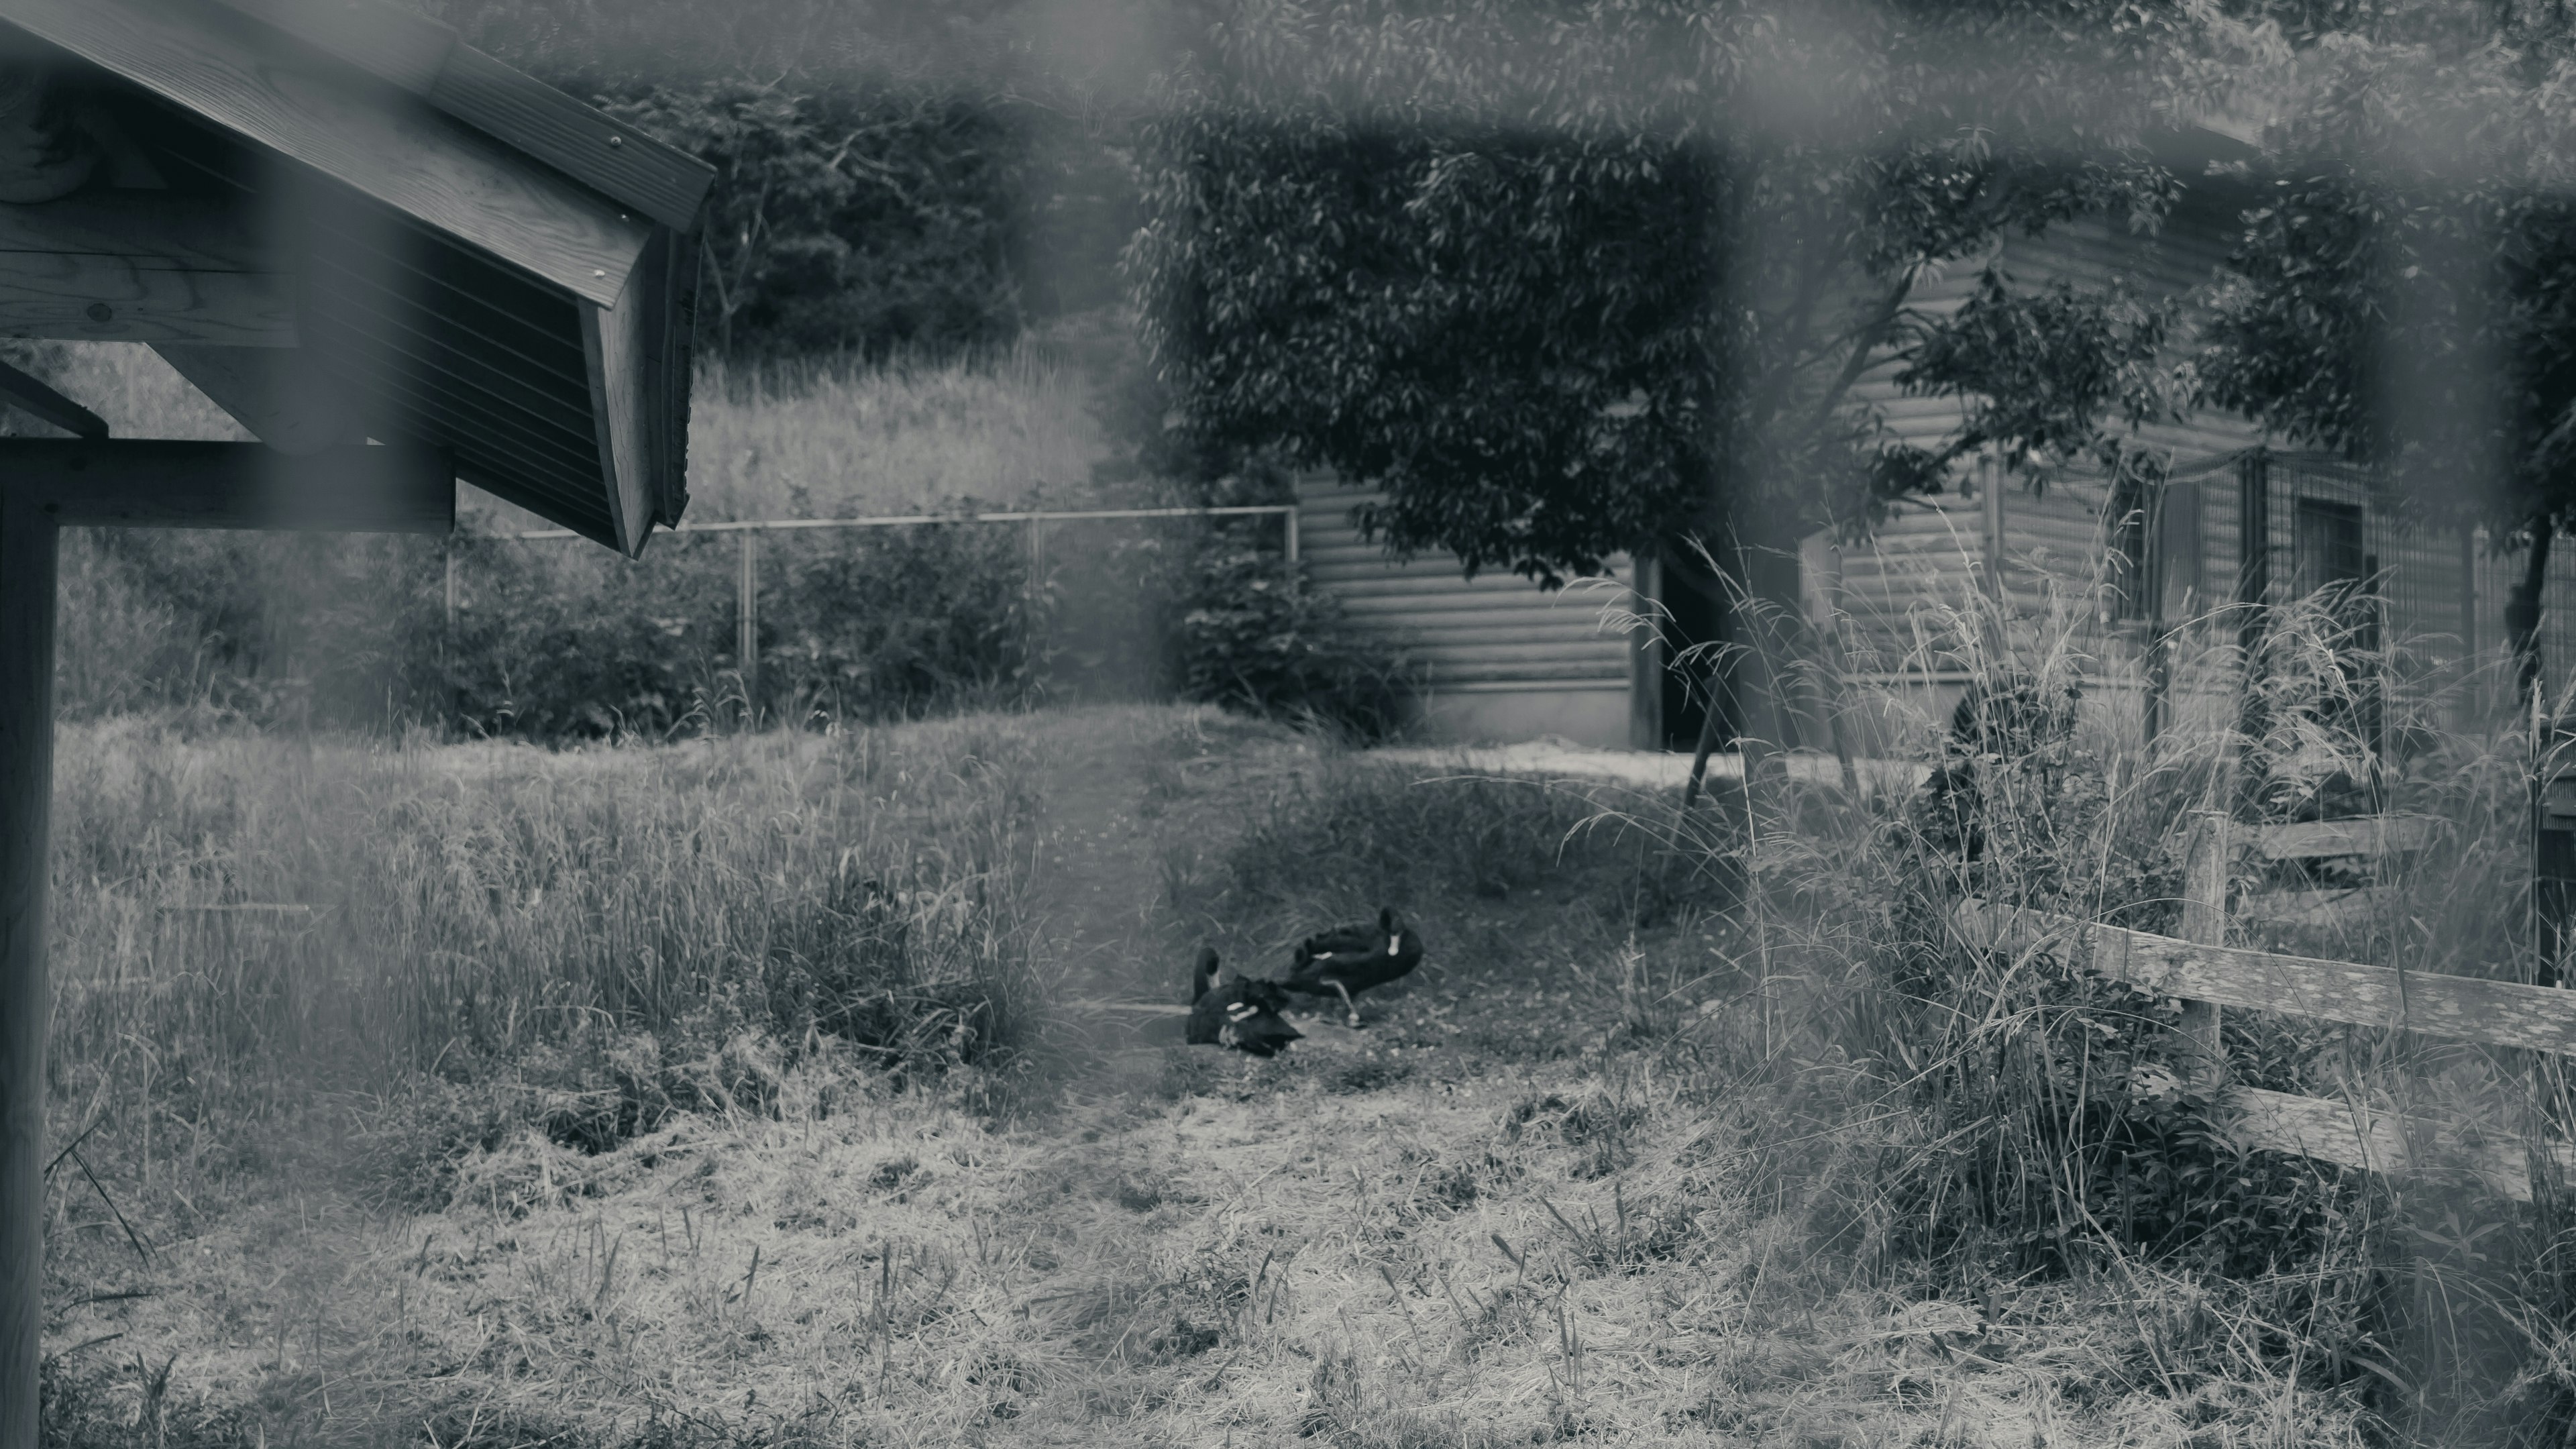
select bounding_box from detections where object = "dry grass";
[34,529,2569,1447]
[35,333,1112,521]
[682,344,1111,521]
[45,1026,2374,1448]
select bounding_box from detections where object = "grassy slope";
[39,704,2379,1448]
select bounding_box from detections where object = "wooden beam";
[0,354,102,437]
[0,247,291,343]
[0,191,294,345]
[0,496,55,1449]
[208,0,713,231]
[580,231,660,557]
[2231,1086,2573,1203]
[152,345,360,453]
[0,440,450,531]
[0,0,651,307]
[1958,898,2576,1056]
[2253,815,2441,861]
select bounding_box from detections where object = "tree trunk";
[1682,530,1796,819]
[2510,523,2553,708]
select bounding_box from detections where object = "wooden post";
[0,498,58,1449]
[1980,454,2006,606]
[1283,506,1299,566]
[2180,809,2229,1087]
[736,529,757,728]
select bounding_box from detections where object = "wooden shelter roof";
[0,0,714,554]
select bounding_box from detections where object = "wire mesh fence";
[447,505,1297,735]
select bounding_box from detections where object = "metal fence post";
[737,529,758,727]
[1285,505,1300,566]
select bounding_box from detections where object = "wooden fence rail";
[1958,812,2576,1202]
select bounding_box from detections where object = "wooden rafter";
[0,356,103,437]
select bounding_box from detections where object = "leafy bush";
[446,521,1042,739]
[1173,543,1413,740]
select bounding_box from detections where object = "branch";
[1803,264,1920,443]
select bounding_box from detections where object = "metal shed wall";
[1296,476,1642,747]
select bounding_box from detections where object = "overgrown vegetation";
[1170,541,1415,741]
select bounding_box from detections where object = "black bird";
[1186,947,1303,1057]
[1279,907,1423,1027]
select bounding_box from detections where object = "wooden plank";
[1958,898,2576,1057]
[2255,816,2442,860]
[0,496,53,1449]
[0,248,292,344]
[2236,886,2385,932]
[0,439,450,531]
[578,233,653,557]
[2231,1086,2569,1203]
[428,47,712,233]
[0,191,281,269]
[207,0,451,89]
[151,344,359,453]
[0,354,101,437]
[645,218,694,528]
[0,0,651,307]
[207,0,712,231]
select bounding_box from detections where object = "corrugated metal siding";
[1297,478,1639,688]
[1829,190,2269,676]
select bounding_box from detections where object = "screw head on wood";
[608,135,623,148]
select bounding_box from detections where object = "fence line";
[441,503,1304,709]
[1959,813,2576,1202]
[484,503,1301,541]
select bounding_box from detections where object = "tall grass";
[1654,542,2576,1443]
[32,341,1141,735]
[46,715,1049,1171]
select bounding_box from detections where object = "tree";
[1128,0,2231,785]
[419,0,1152,360]
[2199,1,2576,701]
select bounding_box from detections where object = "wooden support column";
[0,495,58,1449]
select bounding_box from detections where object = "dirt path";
[1022,710,1188,1038]
[1018,706,1330,1063]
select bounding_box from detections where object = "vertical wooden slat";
[1980,455,2006,604]
[2180,810,2230,1087]
[0,500,59,1449]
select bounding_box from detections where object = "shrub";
[1173,543,1413,740]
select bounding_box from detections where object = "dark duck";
[1186,948,1303,1057]
[1279,907,1423,1027]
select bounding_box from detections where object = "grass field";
[42,686,2502,1448]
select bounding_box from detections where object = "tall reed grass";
[1654,541,2576,1442]
[31,341,1135,735]
[45,714,1049,1199]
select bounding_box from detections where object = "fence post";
[1284,505,1300,566]
[737,529,757,728]
[2181,809,2230,1087]
[1980,453,2005,604]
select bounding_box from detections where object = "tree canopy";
[2201,1,2576,538]
[1129,0,2233,586]
[2196,0,2576,689]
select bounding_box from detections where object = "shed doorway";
[1656,545,1733,753]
